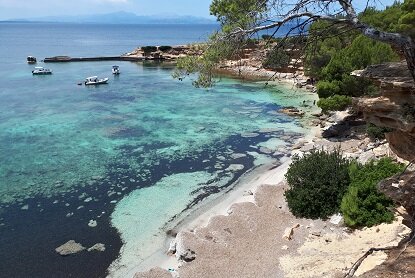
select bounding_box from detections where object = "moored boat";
[32,67,52,75]
[85,76,109,85]
[112,65,120,75]
[27,56,37,64]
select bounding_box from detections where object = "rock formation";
[353,62,415,161]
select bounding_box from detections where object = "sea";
[0,23,316,277]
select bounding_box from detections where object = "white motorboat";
[85,76,109,85]
[112,65,120,75]
[32,67,52,75]
[27,56,37,64]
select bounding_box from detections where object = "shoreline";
[132,109,411,278]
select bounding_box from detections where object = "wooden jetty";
[43,55,167,63]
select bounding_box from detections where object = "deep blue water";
[0,23,314,277]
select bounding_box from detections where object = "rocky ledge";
[353,62,415,161]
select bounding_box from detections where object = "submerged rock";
[241,132,259,138]
[88,220,97,227]
[87,243,106,252]
[55,240,85,256]
[230,153,247,159]
[226,164,245,172]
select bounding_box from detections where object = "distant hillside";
[5,11,217,24]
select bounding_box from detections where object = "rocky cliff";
[354,62,415,161]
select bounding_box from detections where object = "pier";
[43,55,168,63]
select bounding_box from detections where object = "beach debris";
[243,190,254,196]
[283,224,301,240]
[88,220,97,228]
[311,230,322,237]
[21,204,29,210]
[87,243,106,252]
[55,240,85,256]
[282,245,289,250]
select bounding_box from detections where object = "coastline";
[131,107,411,277]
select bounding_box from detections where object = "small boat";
[27,56,37,64]
[32,67,52,75]
[112,65,120,75]
[85,76,109,85]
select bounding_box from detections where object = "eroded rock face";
[354,62,415,160]
[378,171,415,218]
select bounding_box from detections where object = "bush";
[366,123,393,140]
[316,80,341,98]
[317,95,352,113]
[285,149,350,219]
[262,47,290,70]
[159,45,172,52]
[141,46,158,53]
[341,158,404,228]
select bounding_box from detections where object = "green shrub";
[366,123,393,140]
[316,80,341,98]
[158,46,172,52]
[141,46,158,53]
[341,158,404,228]
[285,149,350,219]
[262,47,290,70]
[317,95,352,113]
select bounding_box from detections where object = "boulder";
[179,249,196,262]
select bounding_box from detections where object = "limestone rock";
[179,249,196,262]
[55,240,85,256]
[354,62,415,161]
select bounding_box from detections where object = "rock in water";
[87,243,106,252]
[55,240,85,256]
[88,220,97,227]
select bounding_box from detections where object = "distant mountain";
[4,11,217,24]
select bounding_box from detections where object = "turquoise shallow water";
[0,23,317,277]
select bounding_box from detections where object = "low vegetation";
[317,95,352,113]
[285,150,403,227]
[341,158,404,228]
[158,46,172,52]
[285,149,350,219]
[141,46,158,53]
[366,123,393,140]
[262,47,290,70]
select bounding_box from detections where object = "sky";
[0,0,399,21]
